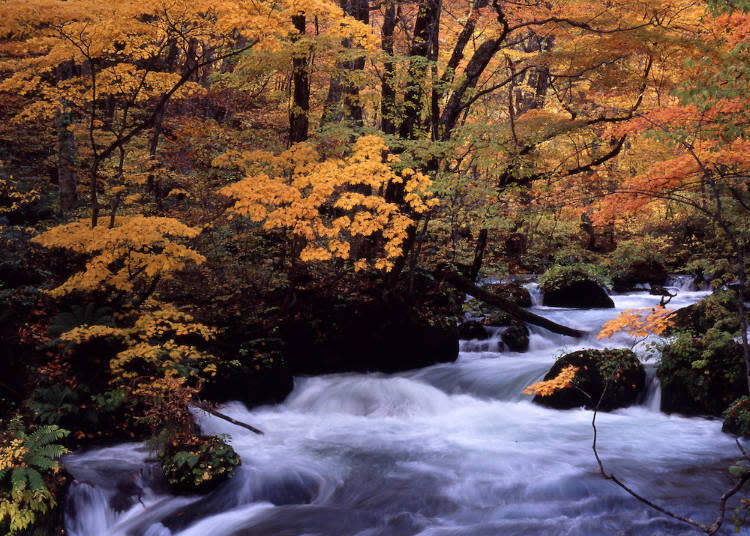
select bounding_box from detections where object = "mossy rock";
[484,282,532,307]
[159,435,241,494]
[664,291,741,336]
[501,323,530,353]
[649,285,671,296]
[532,349,645,411]
[611,260,667,292]
[539,265,614,309]
[723,397,750,437]
[458,320,489,340]
[658,330,746,416]
[483,311,515,327]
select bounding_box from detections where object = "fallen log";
[438,269,587,338]
[194,400,264,435]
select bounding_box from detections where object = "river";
[64,280,749,535]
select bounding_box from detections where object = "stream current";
[64,279,749,535]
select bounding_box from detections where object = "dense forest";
[0,0,749,534]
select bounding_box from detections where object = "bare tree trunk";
[439,268,586,337]
[55,60,78,216]
[290,14,310,144]
[380,1,398,135]
[323,0,368,125]
[470,228,488,282]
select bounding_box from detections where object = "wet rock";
[542,280,614,309]
[501,323,529,353]
[484,281,532,307]
[458,321,489,340]
[658,331,746,416]
[539,265,614,309]
[532,349,645,411]
[611,260,668,292]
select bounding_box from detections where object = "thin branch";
[194,400,264,435]
[592,383,750,534]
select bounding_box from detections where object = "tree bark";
[290,14,310,144]
[438,268,586,337]
[380,1,398,135]
[323,0,368,125]
[469,228,488,281]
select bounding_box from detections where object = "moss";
[483,282,532,307]
[532,348,645,411]
[665,290,742,336]
[539,263,606,294]
[159,434,241,494]
[657,330,746,415]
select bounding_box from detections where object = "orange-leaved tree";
[216,134,439,272]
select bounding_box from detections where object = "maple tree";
[0,0,749,531]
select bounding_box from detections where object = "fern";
[0,417,69,534]
[47,303,113,338]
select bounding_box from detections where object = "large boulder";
[664,290,741,336]
[281,275,461,375]
[611,259,668,292]
[539,265,614,308]
[501,323,530,353]
[283,310,458,374]
[202,359,294,408]
[532,349,645,410]
[458,320,489,340]
[484,281,533,307]
[658,331,746,416]
[542,280,614,308]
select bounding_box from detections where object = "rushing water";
[64,287,750,536]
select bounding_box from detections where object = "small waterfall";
[665,274,699,292]
[65,482,116,536]
[640,365,662,411]
[525,282,543,306]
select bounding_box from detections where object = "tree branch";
[194,400,264,435]
[436,268,586,337]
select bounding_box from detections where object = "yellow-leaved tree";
[0,0,366,221]
[216,135,438,272]
[59,302,218,435]
[32,215,204,300]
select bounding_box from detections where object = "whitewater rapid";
[63,284,750,536]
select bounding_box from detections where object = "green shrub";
[607,238,665,280]
[0,417,69,535]
[538,263,607,293]
[657,329,746,415]
[723,397,750,437]
[158,434,241,494]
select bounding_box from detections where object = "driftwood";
[437,269,587,338]
[194,401,264,435]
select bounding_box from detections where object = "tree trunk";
[55,60,78,216]
[380,1,398,135]
[438,268,586,337]
[323,0,368,125]
[290,14,310,144]
[470,228,488,281]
